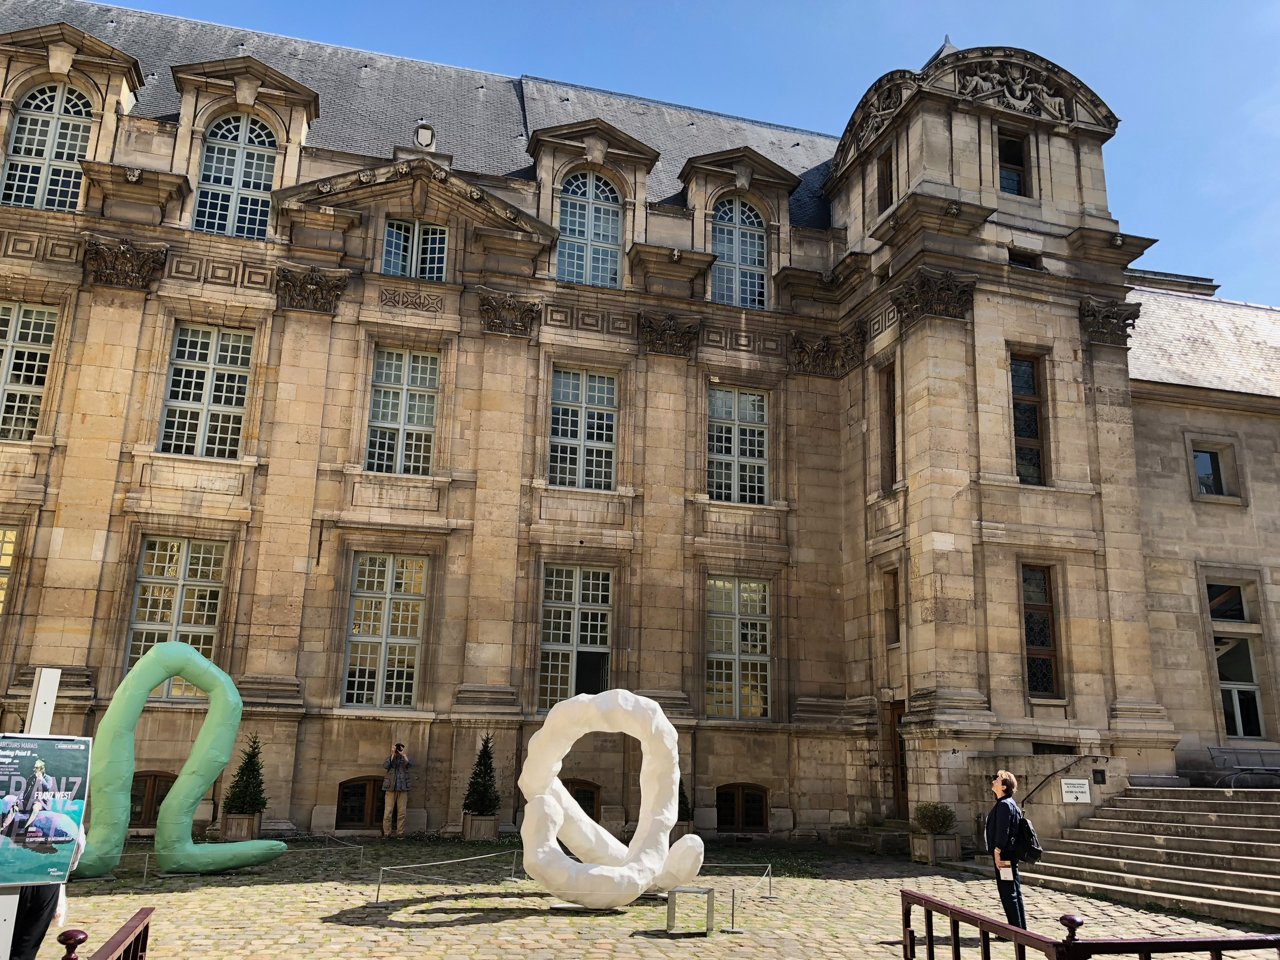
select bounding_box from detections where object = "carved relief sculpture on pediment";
[890,268,976,328]
[275,264,349,314]
[788,328,864,378]
[478,289,541,337]
[638,313,701,358]
[1079,297,1141,346]
[956,59,1071,121]
[82,234,169,290]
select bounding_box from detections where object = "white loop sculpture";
[518,689,705,908]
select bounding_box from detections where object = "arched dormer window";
[1,84,93,211]
[556,170,621,289]
[193,114,277,240]
[710,196,766,310]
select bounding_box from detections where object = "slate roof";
[0,0,837,226]
[1128,287,1280,400]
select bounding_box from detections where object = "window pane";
[1207,584,1246,621]
[1193,450,1224,496]
[1216,638,1255,683]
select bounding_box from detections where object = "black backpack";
[1009,814,1043,863]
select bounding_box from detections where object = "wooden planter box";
[221,813,261,842]
[910,833,960,865]
[463,814,498,840]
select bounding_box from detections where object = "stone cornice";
[275,263,350,314]
[627,243,716,297]
[638,312,701,358]
[477,287,541,337]
[80,162,191,226]
[1079,296,1140,346]
[869,193,994,244]
[889,266,977,328]
[81,233,169,290]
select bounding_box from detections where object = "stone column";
[1079,298,1177,770]
[239,265,348,686]
[33,237,168,675]
[452,289,540,712]
[892,268,995,804]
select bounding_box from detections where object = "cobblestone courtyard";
[44,840,1278,959]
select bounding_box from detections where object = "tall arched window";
[710,197,766,310]
[556,171,621,288]
[1,84,93,211]
[193,114,277,240]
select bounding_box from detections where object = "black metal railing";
[58,907,154,960]
[902,890,1280,960]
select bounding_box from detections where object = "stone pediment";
[832,47,1118,177]
[527,117,659,171]
[276,157,557,244]
[0,21,143,90]
[172,55,319,120]
[679,146,801,194]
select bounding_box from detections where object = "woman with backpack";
[985,770,1027,928]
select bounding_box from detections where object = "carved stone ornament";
[639,313,701,358]
[853,81,912,151]
[275,264,350,314]
[82,234,169,290]
[956,59,1071,121]
[889,267,976,328]
[478,289,541,336]
[380,288,442,312]
[789,329,864,378]
[1079,296,1141,346]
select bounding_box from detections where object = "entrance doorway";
[887,701,908,820]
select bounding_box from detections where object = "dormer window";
[1,84,93,211]
[556,171,621,289]
[710,197,767,310]
[193,114,277,239]
[383,220,447,282]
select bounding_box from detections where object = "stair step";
[1020,872,1280,930]
[1063,827,1280,860]
[1029,859,1280,908]
[1123,787,1280,803]
[1111,796,1280,815]
[1076,816,1280,843]
[941,860,1280,929]
[1093,806,1280,828]
[1048,840,1280,879]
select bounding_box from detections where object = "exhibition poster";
[0,734,92,885]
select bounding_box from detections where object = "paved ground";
[39,838,1279,959]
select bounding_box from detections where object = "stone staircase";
[1023,786,1280,928]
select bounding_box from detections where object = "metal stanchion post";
[721,888,744,934]
[760,863,778,900]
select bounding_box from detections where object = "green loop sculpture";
[75,641,287,877]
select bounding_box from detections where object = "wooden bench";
[1207,746,1280,786]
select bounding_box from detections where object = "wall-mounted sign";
[1060,778,1091,804]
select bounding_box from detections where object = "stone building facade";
[0,1,1274,840]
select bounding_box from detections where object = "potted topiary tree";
[909,800,960,865]
[462,733,500,840]
[222,733,268,841]
[671,780,694,839]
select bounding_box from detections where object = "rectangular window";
[159,324,253,459]
[548,368,616,490]
[538,566,612,710]
[126,537,227,698]
[706,576,771,719]
[0,301,57,441]
[999,132,1028,196]
[876,152,894,215]
[880,363,897,492]
[344,552,428,708]
[884,569,900,648]
[1207,581,1264,739]
[1187,439,1243,502]
[365,347,439,475]
[1021,565,1059,698]
[0,527,16,614]
[382,220,448,283]
[1011,354,1047,486]
[707,386,768,505]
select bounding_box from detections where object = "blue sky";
[122,0,1280,304]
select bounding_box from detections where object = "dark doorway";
[888,700,908,820]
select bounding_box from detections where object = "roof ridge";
[522,74,839,141]
[1134,285,1280,313]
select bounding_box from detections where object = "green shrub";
[224,733,268,815]
[912,801,957,835]
[463,733,501,816]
